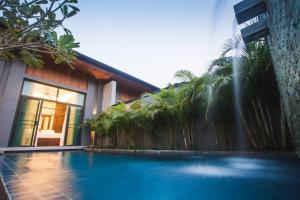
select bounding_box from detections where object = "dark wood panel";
[118,86,141,102]
[25,65,88,90]
[37,138,60,146]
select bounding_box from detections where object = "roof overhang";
[73,52,159,93]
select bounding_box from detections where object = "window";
[22,81,84,106]
[57,89,84,106]
[22,81,57,101]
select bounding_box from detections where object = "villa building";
[0,53,158,148]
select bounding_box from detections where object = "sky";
[63,0,241,88]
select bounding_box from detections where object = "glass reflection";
[66,106,83,145]
[58,89,84,106]
[22,81,58,101]
[12,98,40,146]
[22,80,84,106]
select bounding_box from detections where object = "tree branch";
[0,42,40,52]
[18,0,66,33]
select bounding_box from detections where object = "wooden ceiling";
[72,57,157,94]
[74,59,112,80]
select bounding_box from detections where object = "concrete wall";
[265,0,300,150]
[102,80,117,111]
[0,61,25,147]
[80,77,98,146]
[92,80,103,115]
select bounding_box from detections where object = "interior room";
[35,101,67,146]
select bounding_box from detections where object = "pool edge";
[0,175,11,200]
[0,146,86,154]
[85,148,299,158]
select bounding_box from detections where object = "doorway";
[10,80,84,147]
[35,101,67,146]
[11,98,83,147]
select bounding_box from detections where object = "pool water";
[0,151,300,200]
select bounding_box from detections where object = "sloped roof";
[76,52,159,92]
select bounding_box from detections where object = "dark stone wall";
[265,0,300,150]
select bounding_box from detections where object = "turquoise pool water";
[1,151,300,200]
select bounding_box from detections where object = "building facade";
[0,53,158,148]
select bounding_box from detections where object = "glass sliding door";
[65,106,83,146]
[10,80,85,147]
[11,97,40,146]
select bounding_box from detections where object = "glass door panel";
[65,106,83,145]
[12,97,40,146]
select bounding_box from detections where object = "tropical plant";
[174,68,232,149]
[84,37,289,151]
[210,37,289,150]
[0,0,80,67]
[142,87,180,149]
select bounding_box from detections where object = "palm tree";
[174,69,232,149]
[142,88,180,149]
[83,36,290,151]
[129,101,155,148]
[210,37,290,150]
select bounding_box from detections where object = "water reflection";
[1,152,300,200]
[5,152,79,199]
[179,157,285,178]
[181,165,236,176]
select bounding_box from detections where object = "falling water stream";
[212,0,246,150]
[232,51,244,150]
[232,19,246,150]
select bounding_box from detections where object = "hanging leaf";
[0,0,80,68]
[67,10,77,18]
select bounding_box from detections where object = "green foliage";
[0,0,80,67]
[86,38,284,151]
[86,62,232,150]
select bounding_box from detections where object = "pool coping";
[0,146,86,154]
[85,148,299,158]
[0,175,11,200]
[0,147,297,158]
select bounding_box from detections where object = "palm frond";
[174,69,197,82]
[221,34,243,57]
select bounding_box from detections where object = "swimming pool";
[0,151,300,200]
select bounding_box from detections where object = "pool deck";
[0,146,86,154]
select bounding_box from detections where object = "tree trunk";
[266,106,277,150]
[247,110,261,148]
[212,122,218,150]
[256,97,273,149]
[116,129,119,148]
[280,99,287,149]
[251,97,268,148]
[182,128,188,150]
[189,122,194,150]
[239,109,258,150]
